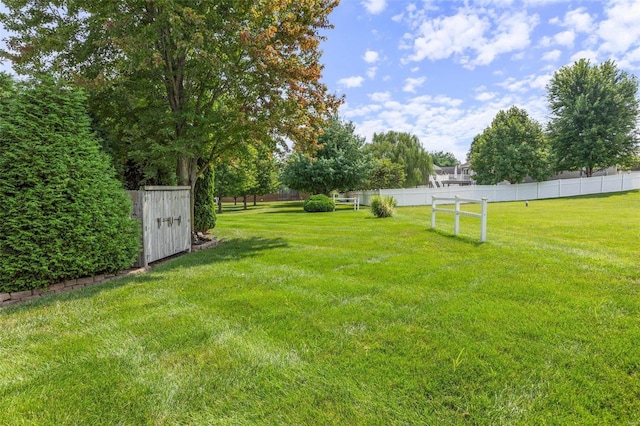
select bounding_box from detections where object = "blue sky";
[0,1,638,162]
[320,0,640,161]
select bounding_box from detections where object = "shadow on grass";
[560,188,639,200]
[427,228,485,246]
[266,202,305,209]
[2,236,289,313]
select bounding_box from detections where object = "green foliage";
[365,131,433,187]
[430,150,460,167]
[363,158,406,189]
[547,59,640,177]
[282,117,374,195]
[250,146,280,197]
[469,106,551,184]
[0,0,341,229]
[370,195,397,218]
[303,194,335,212]
[193,162,216,234]
[0,77,139,292]
[214,148,259,211]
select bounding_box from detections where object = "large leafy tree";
[469,106,551,185]
[547,59,639,177]
[214,148,258,211]
[430,151,460,167]
[0,0,341,227]
[249,146,281,205]
[363,158,406,190]
[281,117,374,195]
[364,131,433,187]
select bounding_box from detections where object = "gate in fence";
[128,186,191,267]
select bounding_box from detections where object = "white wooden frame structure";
[431,195,488,242]
[332,194,360,210]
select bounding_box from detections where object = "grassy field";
[1,191,639,425]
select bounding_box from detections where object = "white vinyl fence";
[356,172,640,207]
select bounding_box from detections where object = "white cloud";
[368,91,392,102]
[342,87,551,161]
[475,91,496,101]
[554,30,576,47]
[564,8,593,33]
[497,73,552,93]
[541,30,575,48]
[406,10,489,62]
[343,104,382,119]
[597,0,640,54]
[403,77,426,93]
[469,12,538,67]
[338,76,365,88]
[361,0,386,14]
[569,49,598,64]
[542,49,562,62]
[403,8,538,68]
[366,67,377,79]
[363,49,380,63]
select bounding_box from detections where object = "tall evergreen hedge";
[0,78,140,292]
[194,162,217,234]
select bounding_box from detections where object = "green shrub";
[194,162,217,234]
[370,195,397,218]
[0,77,140,293]
[303,194,335,212]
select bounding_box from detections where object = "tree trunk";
[253,194,257,206]
[243,195,248,210]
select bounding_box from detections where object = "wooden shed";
[128,186,191,267]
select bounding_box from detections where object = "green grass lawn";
[1,191,639,425]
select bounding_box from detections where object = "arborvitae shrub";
[370,195,397,218]
[194,163,217,234]
[0,78,140,292]
[303,194,335,212]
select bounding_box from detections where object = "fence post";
[454,196,460,236]
[480,197,488,243]
[431,196,436,229]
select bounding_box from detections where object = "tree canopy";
[281,117,373,195]
[547,59,639,177]
[0,0,341,228]
[363,158,406,190]
[469,106,551,185]
[364,131,433,187]
[430,151,460,167]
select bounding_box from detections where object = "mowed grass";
[1,191,639,425]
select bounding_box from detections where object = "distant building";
[432,163,473,186]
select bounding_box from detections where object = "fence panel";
[128,186,191,267]
[357,172,640,207]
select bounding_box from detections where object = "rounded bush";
[303,194,335,212]
[0,78,140,292]
[370,195,397,218]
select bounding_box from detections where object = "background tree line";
[469,59,639,185]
